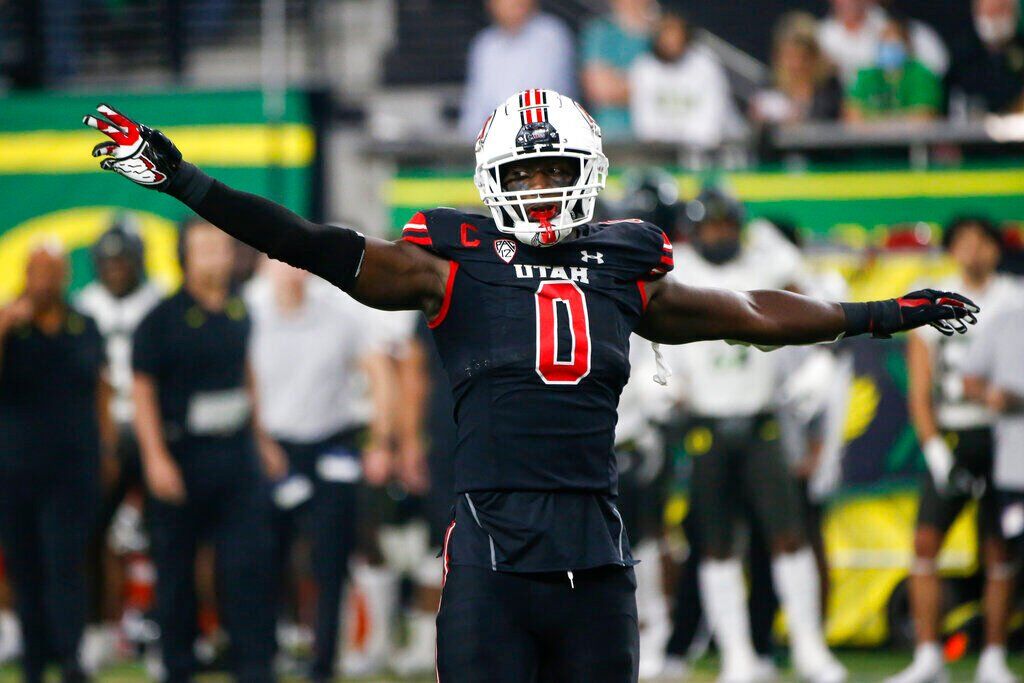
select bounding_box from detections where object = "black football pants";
[148,448,276,683]
[0,463,98,683]
[273,433,359,681]
[436,563,639,683]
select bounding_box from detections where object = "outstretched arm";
[637,277,978,346]
[83,104,447,315]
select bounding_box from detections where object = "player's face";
[501,158,578,192]
[653,15,689,62]
[24,249,67,307]
[697,219,741,246]
[831,0,868,20]
[98,255,140,298]
[950,224,1001,279]
[778,39,815,82]
[695,219,742,264]
[501,157,579,222]
[488,0,535,30]
[184,222,234,288]
[263,256,308,289]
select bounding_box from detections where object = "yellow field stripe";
[0,124,315,174]
[387,168,1024,206]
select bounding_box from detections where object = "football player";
[84,91,978,682]
[659,188,845,682]
[75,214,164,671]
[888,217,1022,683]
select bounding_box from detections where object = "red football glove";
[83,104,182,190]
[892,289,979,337]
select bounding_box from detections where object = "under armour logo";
[580,250,604,264]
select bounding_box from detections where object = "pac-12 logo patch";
[494,239,517,264]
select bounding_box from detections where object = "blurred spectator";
[948,0,1024,115]
[818,0,949,85]
[629,11,744,147]
[246,258,395,683]
[962,307,1024,629]
[41,0,81,85]
[581,0,656,139]
[0,243,110,683]
[75,214,164,672]
[844,13,943,123]
[893,217,1021,683]
[132,219,281,683]
[458,0,575,138]
[751,13,843,126]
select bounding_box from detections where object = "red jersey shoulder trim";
[402,211,433,247]
[428,261,459,329]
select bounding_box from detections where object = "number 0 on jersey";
[534,281,592,384]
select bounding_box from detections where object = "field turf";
[2,651,1021,681]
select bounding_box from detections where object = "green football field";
[2,651,1021,682]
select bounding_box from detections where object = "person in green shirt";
[580,0,655,139]
[844,14,943,122]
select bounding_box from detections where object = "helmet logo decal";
[494,239,517,264]
[515,121,560,151]
[519,89,549,124]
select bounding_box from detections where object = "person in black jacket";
[0,243,113,683]
[132,218,285,682]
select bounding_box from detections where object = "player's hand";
[397,437,430,495]
[985,386,1024,414]
[0,297,34,333]
[260,440,289,482]
[362,444,392,487]
[922,435,954,495]
[83,104,182,190]
[873,290,979,338]
[145,453,187,504]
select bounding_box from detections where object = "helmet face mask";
[474,90,608,247]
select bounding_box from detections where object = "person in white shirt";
[246,257,397,683]
[458,0,576,138]
[75,214,164,672]
[889,217,1022,683]
[817,0,949,85]
[658,186,846,683]
[629,10,744,147]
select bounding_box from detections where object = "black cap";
[685,185,745,227]
[93,213,145,267]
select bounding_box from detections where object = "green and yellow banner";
[0,90,316,301]
[385,162,1024,247]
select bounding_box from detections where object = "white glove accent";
[922,435,954,494]
[652,342,672,386]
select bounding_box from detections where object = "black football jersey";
[403,208,672,571]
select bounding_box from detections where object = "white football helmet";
[473,89,608,247]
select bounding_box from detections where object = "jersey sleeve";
[400,211,436,250]
[399,208,472,261]
[638,222,675,280]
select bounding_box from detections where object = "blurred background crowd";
[2,0,1024,681]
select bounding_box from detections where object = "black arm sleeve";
[166,163,365,291]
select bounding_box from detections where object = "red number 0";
[535,281,591,385]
